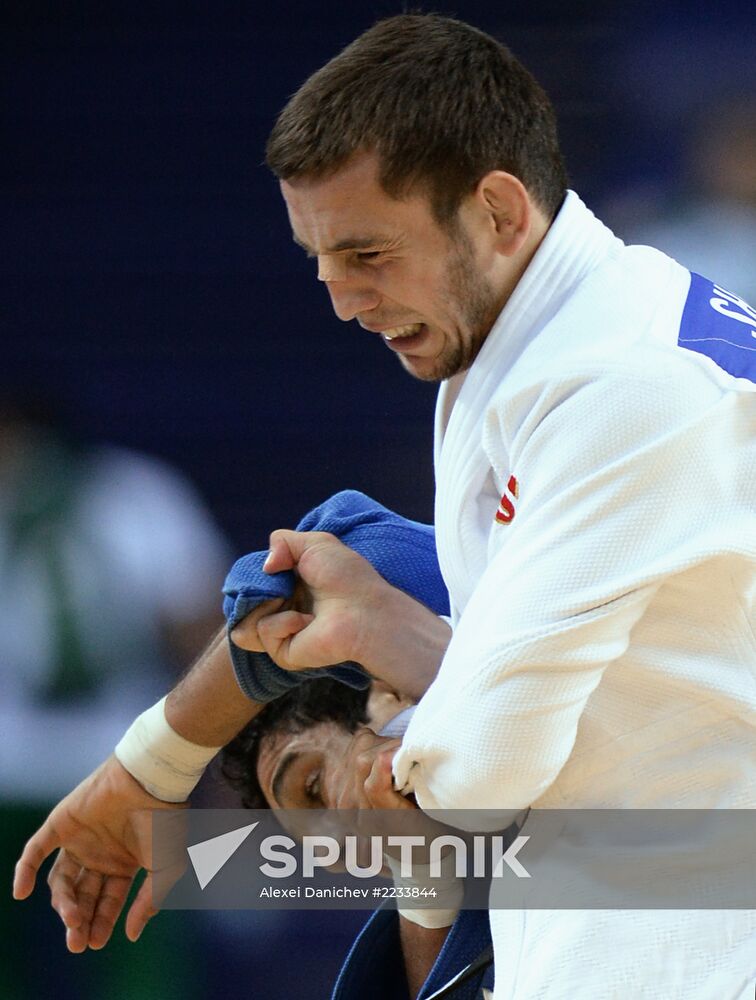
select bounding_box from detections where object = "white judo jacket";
[392,192,756,998]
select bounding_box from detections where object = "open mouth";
[381,323,423,341]
[381,323,429,354]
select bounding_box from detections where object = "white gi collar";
[435,191,622,447]
[432,193,624,611]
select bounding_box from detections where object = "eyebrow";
[271,750,299,807]
[292,233,392,257]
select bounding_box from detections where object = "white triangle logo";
[187,822,258,890]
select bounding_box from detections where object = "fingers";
[125,873,159,943]
[66,923,90,954]
[231,606,316,669]
[230,598,286,651]
[45,853,102,953]
[263,530,310,574]
[257,610,316,668]
[47,850,85,930]
[61,867,103,953]
[43,847,138,953]
[256,530,382,671]
[44,852,146,951]
[89,875,133,950]
[13,817,61,900]
[264,529,343,577]
[335,731,404,810]
[364,747,413,810]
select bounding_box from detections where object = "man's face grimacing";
[256,681,413,811]
[280,150,545,382]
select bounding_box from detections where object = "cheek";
[321,738,358,807]
[381,261,440,307]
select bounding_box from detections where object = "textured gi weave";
[391,192,756,998]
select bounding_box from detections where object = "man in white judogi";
[14,14,756,999]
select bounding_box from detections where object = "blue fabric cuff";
[222,490,448,703]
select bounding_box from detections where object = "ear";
[369,679,402,702]
[474,171,532,257]
[366,680,414,724]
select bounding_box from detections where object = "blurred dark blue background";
[4,0,753,552]
[1,2,753,997]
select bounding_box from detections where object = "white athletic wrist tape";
[385,849,464,928]
[114,696,222,803]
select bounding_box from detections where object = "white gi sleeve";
[392,364,755,815]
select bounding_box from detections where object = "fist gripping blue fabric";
[222,490,449,702]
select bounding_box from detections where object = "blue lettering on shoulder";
[678,272,756,382]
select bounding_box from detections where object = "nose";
[321,272,381,323]
[325,283,381,322]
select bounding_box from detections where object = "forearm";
[399,917,449,998]
[165,626,264,745]
[356,586,452,702]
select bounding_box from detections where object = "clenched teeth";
[383,323,423,340]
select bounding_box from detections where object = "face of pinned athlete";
[280,150,505,382]
[255,681,412,811]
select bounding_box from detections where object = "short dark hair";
[266,13,567,224]
[221,678,371,810]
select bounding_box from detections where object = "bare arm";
[165,624,261,744]
[13,627,264,951]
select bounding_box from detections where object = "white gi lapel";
[434,193,622,617]
[434,321,512,615]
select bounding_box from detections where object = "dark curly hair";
[221,677,371,810]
